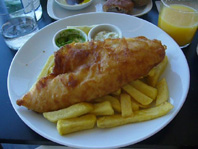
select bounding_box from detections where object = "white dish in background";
[47,0,153,20]
[55,0,93,10]
[8,12,189,149]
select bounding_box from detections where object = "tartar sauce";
[94,31,119,41]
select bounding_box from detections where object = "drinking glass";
[158,0,198,48]
[0,0,39,50]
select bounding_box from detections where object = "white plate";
[8,12,190,149]
[47,0,153,20]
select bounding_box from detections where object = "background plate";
[8,12,189,149]
[47,0,153,20]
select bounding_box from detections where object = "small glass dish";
[52,28,88,51]
[88,24,122,41]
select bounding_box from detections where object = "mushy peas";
[55,29,87,48]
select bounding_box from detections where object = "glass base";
[35,5,42,21]
[179,43,190,48]
[197,45,198,55]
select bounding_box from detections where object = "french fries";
[120,93,133,117]
[57,114,96,135]
[156,78,169,106]
[91,101,114,116]
[97,102,173,128]
[122,84,153,105]
[130,80,157,99]
[111,88,121,96]
[43,102,93,122]
[131,99,140,111]
[147,56,168,87]
[41,53,173,135]
[94,95,121,113]
[37,55,54,80]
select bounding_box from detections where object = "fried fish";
[17,37,166,113]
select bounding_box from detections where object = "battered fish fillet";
[17,37,165,113]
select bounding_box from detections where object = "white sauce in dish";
[94,31,119,41]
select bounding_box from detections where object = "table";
[1,0,198,148]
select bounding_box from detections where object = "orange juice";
[158,4,198,47]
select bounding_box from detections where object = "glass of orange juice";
[158,0,198,48]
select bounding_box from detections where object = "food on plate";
[147,56,168,87]
[37,55,54,81]
[94,31,120,41]
[131,99,140,111]
[156,78,169,106]
[111,88,121,96]
[130,79,157,99]
[54,28,87,48]
[16,36,166,113]
[57,114,96,135]
[97,102,173,128]
[120,93,133,117]
[91,101,114,116]
[132,0,150,7]
[103,0,134,14]
[103,0,150,15]
[40,53,172,135]
[94,95,121,113]
[88,24,122,41]
[122,84,153,105]
[43,102,93,122]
